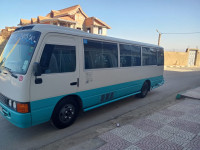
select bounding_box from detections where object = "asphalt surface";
[0,69,200,150]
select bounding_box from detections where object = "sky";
[0,0,200,51]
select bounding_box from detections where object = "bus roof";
[16,24,163,49]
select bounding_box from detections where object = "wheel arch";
[145,79,151,91]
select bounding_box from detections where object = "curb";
[176,90,187,99]
[176,87,200,100]
[176,93,183,99]
[176,92,192,100]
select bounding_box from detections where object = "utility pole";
[156,29,162,46]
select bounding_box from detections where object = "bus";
[0,24,164,129]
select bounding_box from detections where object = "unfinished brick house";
[19,5,111,35]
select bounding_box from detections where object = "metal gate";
[188,50,197,66]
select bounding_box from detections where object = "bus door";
[30,34,80,124]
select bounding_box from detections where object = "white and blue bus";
[0,24,164,129]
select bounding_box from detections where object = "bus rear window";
[157,49,164,66]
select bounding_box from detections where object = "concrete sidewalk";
[177,86,200,100]
[164,66,200,72]
[97,87,200,150]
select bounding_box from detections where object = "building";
[19,5,111,35]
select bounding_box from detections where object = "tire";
[51,98,78,129]
[138,81,149,98]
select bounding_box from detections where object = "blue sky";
[0,0,200,51]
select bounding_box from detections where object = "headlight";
[13,101,17,110]
[9,100,12,107]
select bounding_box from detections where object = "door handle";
[70,78,79,87]
[70,82,77,86]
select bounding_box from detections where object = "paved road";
[0,70,200,150]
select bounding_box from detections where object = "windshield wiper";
[1,66,18,79]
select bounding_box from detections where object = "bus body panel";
[29,75,163,126]
[78,74,164,109]
[0,75,31,128]
[0,71,30,103]
[78,65,163,107]
[30,95,64,126]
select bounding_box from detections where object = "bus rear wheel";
[51,98,78,129]
[138,81,149,98]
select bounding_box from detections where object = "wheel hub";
[59,104,75,123]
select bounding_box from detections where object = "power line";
[156,29,200,46]
[162,32,200,35]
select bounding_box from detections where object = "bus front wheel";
[51,98,78,129]
[138,81,149,98]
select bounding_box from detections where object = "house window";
[50,12,54,18]
[98,27,102,34]
[53,22,57,25]
[60,22,66,26]
[87,28,91,33]
[77,28,81,30]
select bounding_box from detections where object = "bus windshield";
[0,31,41,75]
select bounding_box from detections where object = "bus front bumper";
[0,102,32,128]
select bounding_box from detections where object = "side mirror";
[33,62,42,76]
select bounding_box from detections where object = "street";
[0,68,200,150]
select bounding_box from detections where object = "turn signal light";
[17,103,29,113]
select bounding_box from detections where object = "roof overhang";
[19,19,31,26]
[53,5,88,18]
[85,17,111,29]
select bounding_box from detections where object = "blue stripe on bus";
[30,75,164,126]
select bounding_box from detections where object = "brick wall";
[195,51,200,66]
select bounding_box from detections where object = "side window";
[131,45,141,66]
[120,44,141,67]
[102,42,118,68]
[142,47,157,65]
[84,39,118,69]
[84,40,102,69]
[120,44,132,67]
[157,49,164,65]
[40,44,76,74]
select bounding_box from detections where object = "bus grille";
[0,93,8,106]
